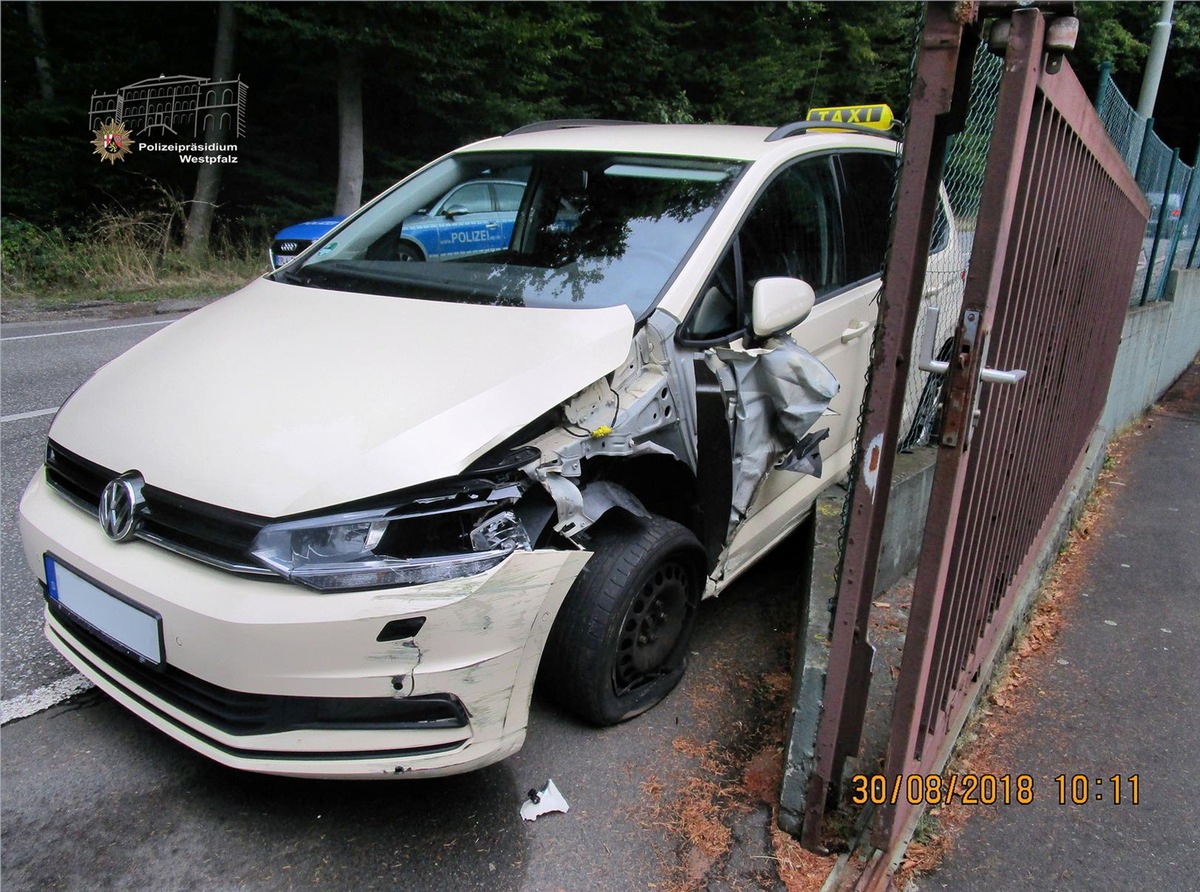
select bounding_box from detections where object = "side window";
[441,183,492,214]
[839,152,896,283]
[494,183,525,213]
[682,247,739,341]
[680,157,841,343]
[740,158,842,298]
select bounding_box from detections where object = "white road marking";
[1,407,59,423]
[1,319,173,341]
[1,674,95,725]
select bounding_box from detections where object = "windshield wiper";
[272,266,311,286]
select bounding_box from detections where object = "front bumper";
[20,470,589,778]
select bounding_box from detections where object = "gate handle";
[917,306,950,374]
[917,306,1026,384]
[979,366,1027,385]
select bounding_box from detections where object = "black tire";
[396,241,423,261]
[542,514,705,726]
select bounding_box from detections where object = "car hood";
[50,278,635,516]
[274,217,345,241]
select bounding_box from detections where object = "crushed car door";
[719,154,878,578]
[680,156,864,582]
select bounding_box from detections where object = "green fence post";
[1095,60,1113,114]
[1142,147,1179,305]
[1188,145,1200,269]
[1135,117,1156,184]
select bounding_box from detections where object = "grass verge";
[2,200,270,315]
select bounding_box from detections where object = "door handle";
[840,319,871,343]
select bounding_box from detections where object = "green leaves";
[3,0,1197,237]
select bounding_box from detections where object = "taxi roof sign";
[805,104,894,131]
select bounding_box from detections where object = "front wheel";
[395,241,423,262]
[541,514,705,725]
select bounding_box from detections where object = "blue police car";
[269,179,528,269]
[270,217,345,269]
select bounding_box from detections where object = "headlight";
[251,498,532,592]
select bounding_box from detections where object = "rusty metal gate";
[795,1,1149,876]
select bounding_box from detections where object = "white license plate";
[44,556,163,665]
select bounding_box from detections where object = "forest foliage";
[2,1,1197,252]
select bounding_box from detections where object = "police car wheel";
[396,242,422,262]
[541,514,704,726]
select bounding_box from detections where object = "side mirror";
[751,277,815,337]
[442,204,470,219]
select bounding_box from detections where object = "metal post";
[1134,117,1156,184]
[1188,146,1200,270]
[1094,60,1113,115]
[792,1,976,851]
[1142,147,1179,305]
[1136,0,1175,119]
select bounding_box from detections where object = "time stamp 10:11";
[850,773,1141,806]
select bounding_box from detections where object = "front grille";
[45,440,270,575]
[45,441,109,509]
[48,597,469,736]
[272,239,310,256]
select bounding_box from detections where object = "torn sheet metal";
[541,476,649,539]
[527,311,697,540]
[711,334,839,533]
[521,778,570,821]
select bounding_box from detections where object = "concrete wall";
[1101,269,1200,433]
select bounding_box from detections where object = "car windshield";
[277,150,744,317]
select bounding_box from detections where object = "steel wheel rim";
[613,560,690,694]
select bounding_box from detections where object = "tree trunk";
[334,47,364,216]
[183,2,237,261]
[26,1,53,101]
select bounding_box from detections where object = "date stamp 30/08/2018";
[849,774,1141,807]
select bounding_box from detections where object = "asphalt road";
[2,316,183,702]
[0,312,803,891]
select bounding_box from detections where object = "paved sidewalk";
[926,360,1200,891]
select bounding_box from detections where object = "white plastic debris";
[520,778,570,821]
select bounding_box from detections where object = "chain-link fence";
[898,45,1004,449]
[1096,69,1200,304]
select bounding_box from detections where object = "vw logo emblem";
[98,474,145,542]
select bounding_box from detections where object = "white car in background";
[20,114,962,778]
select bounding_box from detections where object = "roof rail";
[765,120,898,142]
[505,119,649,137]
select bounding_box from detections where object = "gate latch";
[917,305,1026,447]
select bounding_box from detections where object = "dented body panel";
[48,278,636,517]
[20,471,589,778]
